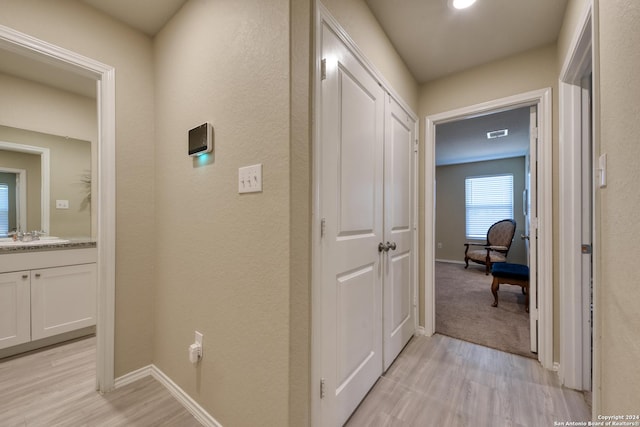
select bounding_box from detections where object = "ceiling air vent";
[487,129,509,139]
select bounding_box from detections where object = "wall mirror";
[0,47,97,239]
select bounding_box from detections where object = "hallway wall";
[595,0,640,413]
[153,1,291,425]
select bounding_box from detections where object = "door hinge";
[532,127,539,140]
[581,244,592,254]
[320,218,326,238]
[321,59,327,81]
[320,378,326,398]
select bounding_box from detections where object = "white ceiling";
[365,0,568,83]
[436,107,531,166]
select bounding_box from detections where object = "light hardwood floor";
[346,334,592,427]
[0,337,201,426]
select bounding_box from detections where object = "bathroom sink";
[0,237,70,247]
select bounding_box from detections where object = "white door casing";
[0,25,116,392]
[558,1,594,393]
[320,23,385,426]
[528,106,539,354]
[424,88,553,369]
[383,94,416,370]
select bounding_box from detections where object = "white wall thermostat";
[188,122,213,157]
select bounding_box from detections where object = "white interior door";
[382,94,415,370]
[527,105,539,354]
[320,24,385,426]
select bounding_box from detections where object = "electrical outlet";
[437,242,443,249]
[238,164,263,193]
[56,199,69,209]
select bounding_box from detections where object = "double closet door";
[319,23,417,427]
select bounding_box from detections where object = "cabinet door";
[31,264,96,340]
[0,271,31,350]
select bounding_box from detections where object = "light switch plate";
[238,164,263,193]
[598,153,607,188]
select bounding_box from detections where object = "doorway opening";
[434,106,534,359]
[0,24,116,392]
[424,88,554,369]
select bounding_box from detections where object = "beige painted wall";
[595,0,640,414]
[290,0,312,425]
[419,44,560,359]
[436,157,527,265]
[0,125,91,237]
[153,1,290,425]
[321,0,419,111]
[0,0,156,376]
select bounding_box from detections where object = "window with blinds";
[0,184,8,236]
[465,174,514,239]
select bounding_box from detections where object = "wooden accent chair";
[463,219,516,275]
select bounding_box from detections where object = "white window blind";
[0,184,8,236]
[465,174,513,239]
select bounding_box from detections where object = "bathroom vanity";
[0,241,97,355]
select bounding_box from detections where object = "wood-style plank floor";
[347,334,592,427]
[0,337,202,426]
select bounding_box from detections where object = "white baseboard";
[415,326,427,336]
[553,362,560,372]
[115,365,222,427]
[435,259,466,265]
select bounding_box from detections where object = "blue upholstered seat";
[491,262,529,280]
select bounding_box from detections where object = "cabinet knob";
[35,273,41,278]
[22,274,28,279]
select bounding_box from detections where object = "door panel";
[338,69,377,235]
[383,95,415,370]
[321,24,385,427]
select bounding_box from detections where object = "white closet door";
[320,23,385,427]
[383,94,415,370]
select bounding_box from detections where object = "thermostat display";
[188,122,213,156]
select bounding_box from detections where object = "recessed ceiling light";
[487,129,509,139]
[452,0,477,9]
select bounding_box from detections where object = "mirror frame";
[0,140,50,234]
[0,25,116,392]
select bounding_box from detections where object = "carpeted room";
[435,261,533,359]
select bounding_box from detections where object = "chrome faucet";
[9,230,46,242]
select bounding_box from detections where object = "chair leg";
[464,257,469,269]
[491,277,499,307]
[525,284,529,313]
[485,262,491,275]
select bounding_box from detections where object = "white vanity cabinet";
[0,247,97,352]
[0,271,31,350]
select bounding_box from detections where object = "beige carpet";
[435,261,535,359]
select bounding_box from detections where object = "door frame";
[424,88,554,370]
[558,1,595,392]
[0,25,117,392]
[311,4,418,426]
